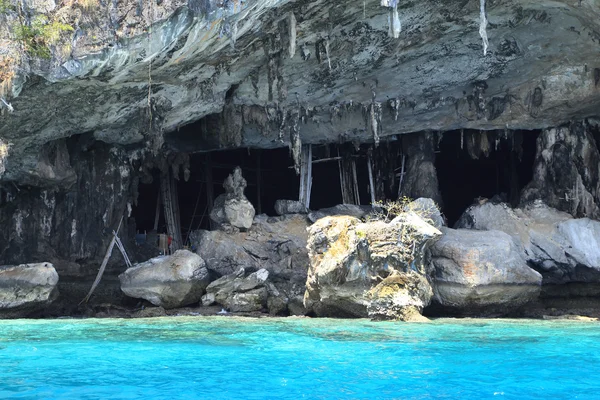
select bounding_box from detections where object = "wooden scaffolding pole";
[299,144,313,209]
[205,153,215,230]
[256,150,262,215]
[160,167,183,251]
[367,151,376,206]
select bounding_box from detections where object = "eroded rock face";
[119,250,211,309]
[521,121,600,219]
[204,268,269,313]
[304,213,441,321]
[0,262,59,316]
[210,167,255,230]
[456,201,600,295]
[430,228,542,316]
[307,204,374,224]
[192,213,310,315]
[274,200,307,215]
[3,1,600,186]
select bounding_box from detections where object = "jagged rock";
[266,282,289,316]
[205,268,269,312]
[0,262,59,316]
[404,197,445,229]
[304,213,441,320]
[192,214,309,314]
[201,292,216,307]
[308,204,374,223]
[210,167,255,230]
[119,250,211,309]
[456,201,600,294]
[274,200,308,215]
[430,228,542,315]
[398,133,443,206]
[367,272,433,322]
[521,122,600,219]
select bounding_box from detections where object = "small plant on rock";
[14,15,74,59]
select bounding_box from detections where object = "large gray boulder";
[192,214,310,315]
[210,167,255,230]
[456,201,600,295]
[274,200,308,215]
[304,213,441,321]
[204,268,269,313]
[119,250,211,309]
[430,228,542,315]
[0,262,59,316]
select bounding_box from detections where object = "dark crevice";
[435,129,538,226]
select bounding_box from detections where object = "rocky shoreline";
[3,193,600,322]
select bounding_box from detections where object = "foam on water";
[0,317,599,399]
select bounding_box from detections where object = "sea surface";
[0,316,598,399]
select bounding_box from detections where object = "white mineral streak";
[288,12,297,58]
[381,0,401,38]
[479,0,489,56]
[324,39,332,71]
[71,219,77,238]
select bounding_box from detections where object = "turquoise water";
[0,317,599,399]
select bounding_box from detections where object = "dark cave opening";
[131,143,378,245]
[435,130,538,226]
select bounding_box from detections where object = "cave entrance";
[177,148,299,235]
[435,130,538,226]
[132,142,384,250]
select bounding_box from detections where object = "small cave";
[435,130,538,226]
[131,142,383,247]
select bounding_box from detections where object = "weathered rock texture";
[0,262,59,316]
[430,228,542,316]
[521,121,600,219]
[192,213,309,315]
[304,213,441,321]
[119,249,211,309]
[2,1,600,184]
[457,201,600,297]
[210,167,255,230]
[203,267,270,313]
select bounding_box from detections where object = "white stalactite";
[324,39,332,71]
[288,12,297,58]
[381,0,401,38]
[479,0,489,56]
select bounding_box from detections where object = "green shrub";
[14,15,74,59]
[0,0,12,13]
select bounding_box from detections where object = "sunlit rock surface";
[0,262,59,316]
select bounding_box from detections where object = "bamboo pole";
[79,216,123,305]
[367,153,376,206]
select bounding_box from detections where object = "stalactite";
[381,0,401,38]
[479,0,489,56]
[370,102,382,147]
[289,110,302,174]
[288,12,297,58]
[324,38,332,71]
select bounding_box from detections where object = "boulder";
[304,213,441,321]
[367,272,433,322]
[191,214,310,315]
[430,228,542,315]
[119,250,211,309]
[404,198,445,229]
[456,201,600,294]
[274,200,308,215]
[205,268,269,312]
[0,262,59,316]
[308,204,374,223]
[210,167,255,230]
